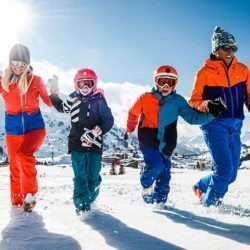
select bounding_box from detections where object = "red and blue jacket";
[0,72,52,135]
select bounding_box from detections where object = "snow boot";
[23,193,36,212]
[154,202,168,210]
[76,205,95,220]
[192,185,203,204]
[142,187,154,204]
[76,204,91,215]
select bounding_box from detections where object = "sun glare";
[0,0,33,64]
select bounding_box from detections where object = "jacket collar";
[204,55,238,73]
[152,87,176,104]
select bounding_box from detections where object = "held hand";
[247,103,250,112]
[47,75,59,95]
[245,100,250,112]
[81,126,102,145]
[123,132,132,141]
[206,97,227,117]
[162,145,173,157]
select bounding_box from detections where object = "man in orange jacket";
[189,26,250,207]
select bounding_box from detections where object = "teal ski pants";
[71,151,102,210]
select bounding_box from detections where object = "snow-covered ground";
[0,165,249,250]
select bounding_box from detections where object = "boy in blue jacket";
[49,68,114,214]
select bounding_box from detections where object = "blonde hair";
[1,66,33,94]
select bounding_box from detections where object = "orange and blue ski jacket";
[189,56,250,119]
[126,92,160,149]
[0,72,52,135]
[126,89,214,153]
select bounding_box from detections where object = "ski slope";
[0,165,249,250]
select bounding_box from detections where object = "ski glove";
[124,132,132,141]
[81,126,102,145]
[47,75,59,95]
[162,146,173,157]
[206,97,227,117]
[246,103,250,112]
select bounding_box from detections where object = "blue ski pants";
[71,151,102,210]
[141,149,171,203]
[197,118,242,207]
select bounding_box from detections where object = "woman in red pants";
[0,44,52,212]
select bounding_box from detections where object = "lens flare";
[0,0,34,63]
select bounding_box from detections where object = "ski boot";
[192,185,203,204]
[142,187,154,204]
[76,204,91,215]
[76,205,93,220]
[23,193,36,212]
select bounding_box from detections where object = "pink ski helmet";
[74,68,98,92]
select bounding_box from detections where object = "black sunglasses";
[221,46,237,53]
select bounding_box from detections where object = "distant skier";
[48,68,114,214]
[124,65,218,206]
[0,44,53,212]
[189,26,250,207]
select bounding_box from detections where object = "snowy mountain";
[1,95,250,163]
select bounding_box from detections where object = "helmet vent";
[166,68,171,73]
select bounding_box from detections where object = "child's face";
[76,79,94,96]
[157,78,176,96]
[77,79,94,89]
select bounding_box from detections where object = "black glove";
[247,103,250,112]
[123,132,132,141]
[207,97,227,117]
[162,146,173,157]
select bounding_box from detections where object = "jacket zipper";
[20,93,25,134]
[87,104,90,118]
[222,87,227,107]
[235,85,239,109]
[225,70,234,117]
[25,92,29,111]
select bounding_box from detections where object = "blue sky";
[3,0,250,96]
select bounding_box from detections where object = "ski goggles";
[11,60,28,68]
[221,45,237,53]
[156,78,177,89]
[76,79,94,89]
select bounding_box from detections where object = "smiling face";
[214,46,235,66]
[10,61,27,76]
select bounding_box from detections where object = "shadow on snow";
[154,206,250,245]
[84,210,184,250]
[0,207,81,250]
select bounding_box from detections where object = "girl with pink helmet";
[48,68,114,214]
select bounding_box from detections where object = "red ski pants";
[6,128,46,205]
